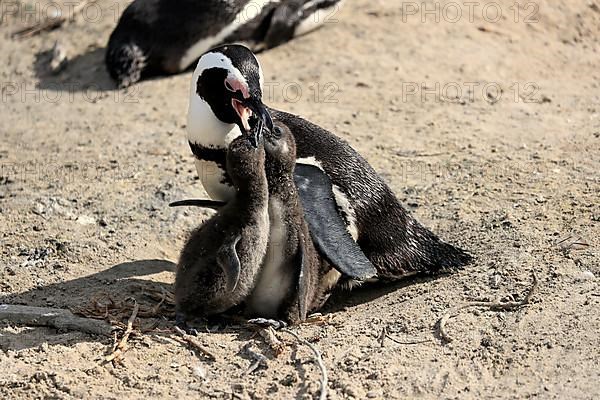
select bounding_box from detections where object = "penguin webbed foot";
[175,312,199,336]
[247,318,288,330]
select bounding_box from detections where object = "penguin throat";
[187,95,242,149]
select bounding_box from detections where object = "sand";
[0,0,599,398]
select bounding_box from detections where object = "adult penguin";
[186,44,473,281]
[106,0,341,87]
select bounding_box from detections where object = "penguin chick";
[246,123,340,324]
[175,132,269,321]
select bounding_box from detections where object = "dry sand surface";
[1,0,599,398]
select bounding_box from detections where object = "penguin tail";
[105,42,146,88]
[361,210,474,279]
[419,233,474,273]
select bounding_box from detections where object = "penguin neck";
[187,95,242,149]
[268,172,297,202]
[236,180,269,207]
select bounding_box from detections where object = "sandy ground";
[1,0,599,398]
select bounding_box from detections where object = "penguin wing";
[296,230,309,321]
[293,164,377,280]
[216,235,241,293]
[169,199,226,210]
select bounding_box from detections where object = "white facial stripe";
[187,92,232,148]
[194,52,248,89]
[187,53,247,148]
[178,0,279,71]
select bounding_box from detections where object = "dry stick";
[12,0,95,39]
[438,272,538,343]
[380,325,430,346]
[385,335,432,345]
[242,343,268,375]
[106,301,139,363]
[173,326,217,361]
[379,326,387,347]
[281,328,328,400]
[256,326,285,356]
[0,304,113,336]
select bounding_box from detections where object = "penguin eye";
[225,81,235,92]
[272,126,283,138]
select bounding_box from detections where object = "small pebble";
[577,271,595,281]
[193,365,206,380]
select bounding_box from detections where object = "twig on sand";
[256,326,285,356]
[0,304,113,336]
[379,326,387,347]
[12,0,95,39]
[438,272,538,343]
[379,325,431,346]
[173,326,217,361]
[106,301,139,364]
[241,342,268,375]
[281,328,328,400]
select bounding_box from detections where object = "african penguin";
[187,44,473,281]
[246,122,342,324]
[106,0,342,87]
[174,130,269,322]
[172,122,357,323]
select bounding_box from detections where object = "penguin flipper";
[293,164,377,280]
[216,235,241,293]
[296,231,309,321]
[169,199,226,210]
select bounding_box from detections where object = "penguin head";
[264,123,296,174]
[188,44,273,147]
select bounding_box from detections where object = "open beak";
[231,97,273,148]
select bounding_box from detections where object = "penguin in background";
[174,128,269,323]
[185,44,473,283]
[106,0,342,87]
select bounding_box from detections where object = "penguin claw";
[247,318,288,330]
[175,313,199,336]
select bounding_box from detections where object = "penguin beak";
[231,97,273,148]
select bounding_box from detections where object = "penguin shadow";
[34,46,116,92]
[0,259,176,352]
[322,274,439,314]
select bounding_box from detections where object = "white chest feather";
[193,159,235,201]
[247,198,294,317]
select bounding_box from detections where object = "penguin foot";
[247,318,288,330]
[175,312,199,336]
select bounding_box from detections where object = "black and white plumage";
[105,0,341,87]
[187,44,472,281]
